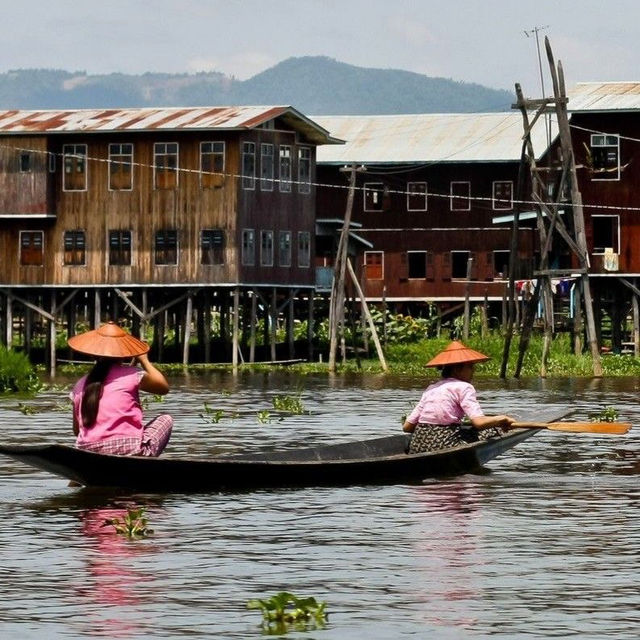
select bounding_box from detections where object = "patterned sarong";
[408,423,505,454]
[77,414,173,457]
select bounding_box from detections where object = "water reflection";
[73,505,157,638]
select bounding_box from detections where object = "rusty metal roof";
[0,105,342,145]
[313,112,556,164]
[567,82,640,112]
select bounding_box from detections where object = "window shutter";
[426,252,435,281]
[399,252,408,280]
[442,252,451,281]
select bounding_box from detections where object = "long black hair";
[80,358,118,428]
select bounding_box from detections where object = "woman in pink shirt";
[403,341,514,453]
[69,322,173,457]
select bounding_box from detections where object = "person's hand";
[495,415,516,430]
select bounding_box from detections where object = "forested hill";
[0,57,513,114]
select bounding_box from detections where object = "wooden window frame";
[242,229,255,266]
[200,229,225,265]
[19,152,33,173]
[407,182,427,211]
[108,143,134,191]
[279,145,292,193]
[407,250,427,279]
[19,230,44,266]
[493,250,510,279]
[590,134,620,181]
[298,147,311,194]
[62,144,87,192]
[297,231,310,268]
[364,250,384,280]
[260,230,274,267]
[108,230,132,266]
[242,142,256,190]
[153,142,179,190]
[260,143,274,191]
[450,181,471,211]
[200,141,225,189]
[279,230,292,267]
[63,230,86,266]
[154,229,178,266]
[492,181,513,210]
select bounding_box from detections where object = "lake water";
[0,372,639,639]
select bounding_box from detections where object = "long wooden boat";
[0,408,568,491]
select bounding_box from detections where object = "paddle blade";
[512,421,632,435]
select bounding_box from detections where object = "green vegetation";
[588,406,620,422]
[257,410,272,424]
[102,507,153,539]
[272,392,307,415]
[0,346,42,394]
[200,403,226,424]
[247,591,327,634]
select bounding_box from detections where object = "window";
[364,251,384,280]
[279,230,291,267]
[451,250,471,279]
[63,144,87,191]
[200,141,225,188]
[20,231,43,266]
[242,229,255,266]
[592,215,620,254]
[19,152,32,173]
[154,142,178,189]
[407,182,427,211]
[242,142,256,189]
[260,230,274,266]
[589,134,620,180]
[108,230,132,266]
[64,230,85,266]
[364,183,385,211]
[298,147,311,194]
[201,229,224,265]
[493,181,513,210]
[109,143,133,190]
[260,143,274,191]
[298,231,310,268]
[407,251,427,278]
[493,250,510,278]
[279,145,292,192]
[155,229,178,265]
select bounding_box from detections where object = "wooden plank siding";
[316,162,536,301]
[0,127,317,288]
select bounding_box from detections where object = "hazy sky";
[5,0,639,93]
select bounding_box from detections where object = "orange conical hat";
[68,322,149,358]
[426,340,490,367]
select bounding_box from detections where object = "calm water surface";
[0,372,639,639]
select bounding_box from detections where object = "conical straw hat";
[68,322,149,358]
[426,340,490,367]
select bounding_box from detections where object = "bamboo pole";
[250,291,257,363]
[182,293,193,366]
[232,287,239,372]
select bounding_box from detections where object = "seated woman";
[403,341,514,454]
[68,322,173,457]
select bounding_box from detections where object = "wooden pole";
[250,291,257,363]
[462,256,473,340]
[307,292,314,362]
[347,258,388,371]
[4,291,12,349]
[182,293,193,366]
[48,290,57,377]
[270,287,277,362]
[287,289,295,360]
[232,287,240,372]
[328,163,357,372]
[93,289,101,328]
[633,290,640,357]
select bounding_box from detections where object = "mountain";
[0,57,513,114]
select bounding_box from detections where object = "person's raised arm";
[137,353,170,395]
[470,415,515,430]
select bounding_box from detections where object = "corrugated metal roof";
[0,105,342,144]
[567,82,640,112]
[314,112,556,164]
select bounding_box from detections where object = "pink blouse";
[72,364,144,446]
[406,378,484,426]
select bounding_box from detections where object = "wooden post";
[48,290,57,377]
[633,290,640,357]
[287,289,295,360]
[24,307,32,358]
[202,289,211,364]
[462,256,473,340]
[329,163,357,372]
[573,281,583,355]
[182,293,193,366]
[347,258,388,371]
[307,292,314,362]
[250,291,257,363]
[270,287,277,361]
[93,289,101,328]
[4,290,12,349]
[232,287,240,372]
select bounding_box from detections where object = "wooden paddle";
[511,421,632,435]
